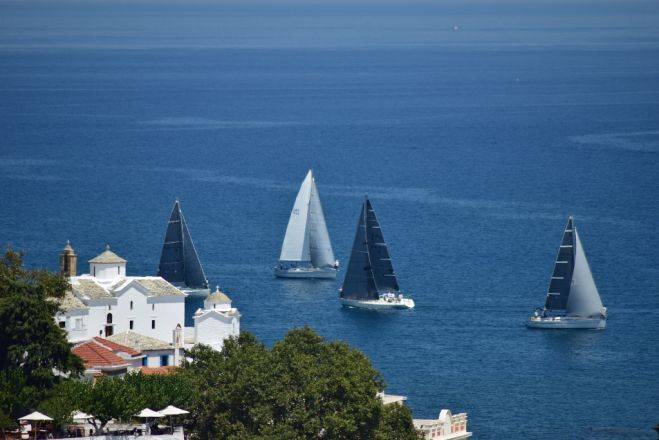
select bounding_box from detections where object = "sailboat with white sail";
[527,216,607,329]
[275,170,338,279]
[339,196,414,310]
[158,200,210,297]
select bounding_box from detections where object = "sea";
[1,0,658,438]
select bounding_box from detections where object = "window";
[59,321,66,329]
[108,305,112,311]
[160,355,169,367]
[129,320,134,330]
[117,266,120,274]
[93,267,96,276]
[130,301,133,310]
[142,357,147,366]
[106,313,113,324]
[151,320,156,329]
[75,318,83,330]
[152,304,155,311]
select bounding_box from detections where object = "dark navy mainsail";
[365,198,400,292]
[340,198,378,300]
[158,200,208,289]
[544,216,575,311]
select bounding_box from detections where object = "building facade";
[191,287,240,351]
[56,244,186,344]
[55,242,241,355]
[413,410,472,440]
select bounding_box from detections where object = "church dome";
[89,244,127,264]
[207,286,231,304]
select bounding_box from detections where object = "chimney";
[59,240,77,277]
[173,324,183,366]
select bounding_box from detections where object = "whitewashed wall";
[194,312,239,351]
[90,263,126,280]
[113,284,185,342]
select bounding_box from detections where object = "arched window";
[106,313,113,324]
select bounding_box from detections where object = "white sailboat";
[275,170,338,279]
[339,196,414,310]
[158,200,210,297]
[527,216,607,329]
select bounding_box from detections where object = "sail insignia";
[158,200,208,289]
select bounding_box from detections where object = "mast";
[279,170,313,263]
[308,175,336,269]
[543,216,575,312]
[365,198,400,292]
[341,197,378,300]
[158,200,208,289]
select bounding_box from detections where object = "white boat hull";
[340,297,415,310]
[527,315,606,329]
[275,267,337,279]
[173,285,209,297]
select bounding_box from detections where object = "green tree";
[180,327,418,440]
[0,249,84,420]
[42,372,197,434]
[375,403,420,440]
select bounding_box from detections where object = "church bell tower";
[59,240,77,277]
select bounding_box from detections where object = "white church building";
[55,242,240,359]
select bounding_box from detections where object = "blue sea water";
[1,1,659,438]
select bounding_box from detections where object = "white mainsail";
[279,170,313,263]
[566,228,604,317]
[308,177,336,268]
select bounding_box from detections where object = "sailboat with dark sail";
[275,170,338,279]
[528,216,607,329]
[339,196,414,310]
[158,200,210,297]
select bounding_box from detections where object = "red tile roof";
[73,342,128,369]
[139,366,176,376]
[72,338,142,369]
[93,337,141,356]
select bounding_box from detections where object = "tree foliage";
[41,373,197,434]
[180,327,419,440]
[0,248,84,421]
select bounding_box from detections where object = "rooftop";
[139,366,176,376]
[89,245,127,264]
[53,291,88,311]
[95,337,141,356]
[207,286,231,304]
[378,392,408,406]
[107,331,173,351]
[135,278,186,297]
[72,338,139,370]
[69,276,185,300]
[72,279,112,300]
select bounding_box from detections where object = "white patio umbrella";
[158,406,189,432]
[18,412,53,440]
[71,411,95,422]
[136,408,162,435]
